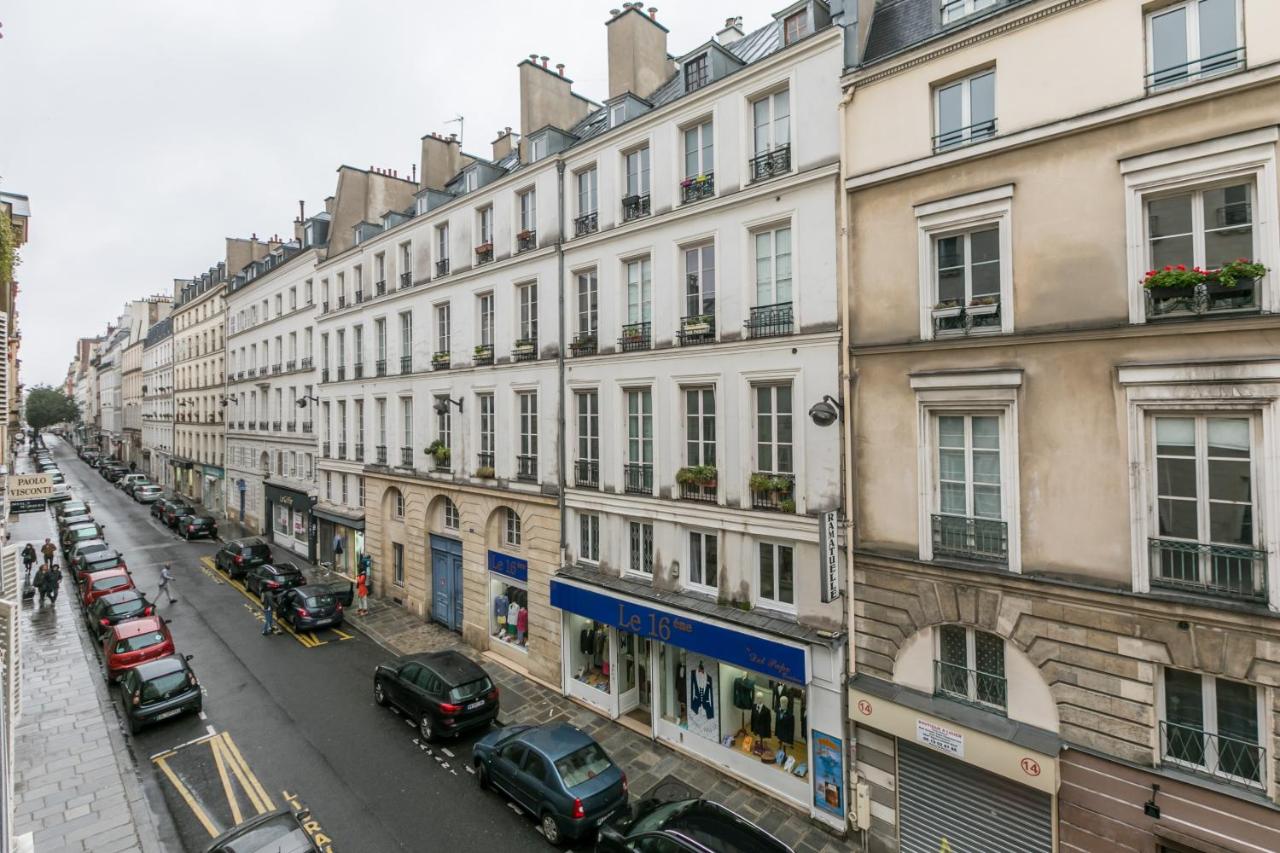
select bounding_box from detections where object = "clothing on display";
[733,676,755,710]
[686,658,720,743]
[750,703,772,739]
[569,616,611,694]
[490,581,528,649]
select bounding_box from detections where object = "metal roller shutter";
[898,739,1052,853]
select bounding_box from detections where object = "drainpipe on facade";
[836,85,857,684]
[555,160,568,566]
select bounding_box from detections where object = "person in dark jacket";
[47,564,62,603]
[261,588,276,636]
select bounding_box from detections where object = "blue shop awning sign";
[489,550,529,583]
[551,580,807,683]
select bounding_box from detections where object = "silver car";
[134,485,164,503]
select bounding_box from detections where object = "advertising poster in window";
[812,730,844,817]
[687,657,720,743]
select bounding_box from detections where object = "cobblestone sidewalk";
[10,509,165,853]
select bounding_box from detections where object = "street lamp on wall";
[808,395,843,427]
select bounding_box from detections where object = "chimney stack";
[492,127,517,162]
[606,2,672,100]
[518,54,591,143]
[419,131,468,191]
[716,15,745,45]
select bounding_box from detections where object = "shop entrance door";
[430,535,463,633]
[618,632,644,717]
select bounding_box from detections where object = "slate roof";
[862,0,1036,66]
[142,315,172,348]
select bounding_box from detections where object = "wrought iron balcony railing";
[570,332,597,357]
[353,363,364,380]
[931,514,1008,565]
[375,359,386,377]
[575,459,599,490]
[512,338,537,362]
[1161,721,1265,791]
[517,231,537,253]
[746,302,793,338]
[432,351,451,371]
[474,345,494,366]
[375,445,387,465]
[623,462,653,495]
[475,245,494,265]
[677,313,716,346]
[322,441,331,458]
[337,442,347,459]
[375,279,386,296]
[516,454,538,482]
[679,482,717,503]
[750,472,794,511]
[354,289,364,304]
[622,193,650,222]
[619,322,651,352]
[680,173,715,204]
[336,366,346,381]
[435,259,450,277]
[354,443,364,462]
[1149,538,1267,603]
[749,144,790,182]
[400,355,412,375]
[400,271,412,289]
[400,447,413,467]
[301,357,313,369]
[935,660,1007,711]
[933,119,997,153]
[1146,46,1245,93]
[574,212,598,237]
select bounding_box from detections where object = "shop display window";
[490,577,529,650]
[569,614,611,694]
[661,647,808,779]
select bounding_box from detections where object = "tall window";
[434,395,452,455]
[626,389,653,495]
[505,508,522,547]
[626,258,652,324]
[353,325,364,368]
[685,388,716,467]
[320,335,329,372]
[688,530,719,590]
[935,70,996,151]
[577,391,599,468]
[434,304,450,355]
[436,224,449,267]
[625,147,651,198]
[937,415,1001,522]
[375,319,387,364]
[518,282,538,341]
[577,168,598,215]
[1151,415,1260,599]
[399,312,413,367]
[478,292,494,347]
[751,89,790,156]
[577,270,598,334]
[936,226,1000,313]
[1147,0,1242,90]
[519,189,536,233]
[1163,668,1261,787]
[685,244,716,318]
[519,391,538,465]
[1147,182,1254,273]
[400,242,412,280]
[393,543,404,586]
[754,227,792,306]
[478,206,494,245]
[479,393,495,460]
[579,514,600,563]
[354,400,365,456]
[755,385,793,474]
[336,330,346,370]
[374,253,385,287]
[376,398,387,448]
[401,397,413,449]
[683,120,714,180]
[684,53,710,92]
[337,400,347,447]
[937,625,1006,709]
[758,542,794,608]
[629,521,654,575]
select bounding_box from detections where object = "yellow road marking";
[219,731,275,812]
[209,732,244,825]
[213,733,266,815]
[201,555,348,648]
[331,627,354,641]
[154,754,220,838]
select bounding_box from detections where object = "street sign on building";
[819,510,840,603]
[9,474,51,514]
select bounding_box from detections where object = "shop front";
[848,677,1059,853]
[314,506,363,576]
[551,578,847,827]
[201,464,224,515]
[265,482,312,560]
[486,550,529,665]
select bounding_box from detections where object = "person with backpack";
[21,543,36,573]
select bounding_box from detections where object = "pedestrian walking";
[261,588,276,636]
[21,543,36,573]
[158,563,176,603]
[356,572,369,617]
[48,564,62,603]
[40,538,56,568]
[33,565,49,606]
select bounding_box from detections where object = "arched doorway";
[427,495,463,633]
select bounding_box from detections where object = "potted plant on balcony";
[432,351,450,368]
[681,314,713,335]
[571,331,597,353]
[1206,258,1266,299]
[676,465,718,489]
[426,440,450,467]
[474,241,493,257]
[931,298,964,320]
[621,325,647,345]
[513,338,536,357]
[967,293,999,320]
[516,229,535,245]
[749,472,792,496]
[476,465,496,479]
[474,343,493,361]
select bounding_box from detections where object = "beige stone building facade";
[840,1,1280,851]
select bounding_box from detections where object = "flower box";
[931,302,963,320]
[513,340,536,354]
[966,300,999,318]
[474,242,493,254]
[516,230,535,241]
[431,353,451,367]
[476,465,496,479]
[675,465,718,488]
[681,315,713,334]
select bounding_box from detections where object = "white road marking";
[465,765,475,775]
[198,711,207,720]
[206,724,217,736]
[441,747,454,758]
[506,802,521,815]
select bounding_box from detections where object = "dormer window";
[941,0,999,26]
[464,170,478,193]
[531,135,549,162]
[685,54,710,92]
[783,10,808,44]
[610,104,626,127]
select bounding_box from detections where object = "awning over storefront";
[551,578,808,683]
[265,482,309,506]
[311,505,365,530]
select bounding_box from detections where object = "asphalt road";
[46,437,573,853]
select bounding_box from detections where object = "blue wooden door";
[430,535,463,632]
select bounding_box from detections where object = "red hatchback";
[82,568,135,607]
[102,617,175,682]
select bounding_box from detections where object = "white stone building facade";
[142,316,174,487]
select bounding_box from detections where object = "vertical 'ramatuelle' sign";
[820,510,840,603]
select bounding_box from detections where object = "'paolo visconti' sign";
[819,510,841,603]
[10,473,53,514]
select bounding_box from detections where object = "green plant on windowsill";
[476,465,496,478]
[426,440,450,464]
[779,498,796,513]
[749,472,792,494]
[474,344,493,358]
[676,465,718,487]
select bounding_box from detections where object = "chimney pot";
[540,55,549,68]
[556,63,565,76]
[529,53,538,62]
[648,6,657,18]
[610,8,620,15]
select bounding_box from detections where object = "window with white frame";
[753,227,792,308]
[688,530,719,591]
[400,242,412,280]
[577,168,598,216]
[375,319,386,366]
[783,9,808,44]
[376,398,387,450]
[434,395,452,456]
[1161,667,1263,788]
[575,270,598,338]
[518,391,538,473]
[941,0,998,26]
[400,397,413,451]
[579,513,600,563]
[934,69,995,151]
[518,189,536,235]
[435,303,450,354]
[478,206,493,246]
[1146,0,1242,92]
[478,292,494,348]
[374,253,385,288]
[933,414,1007,564]
[442,497,459,531]
[936,625,1006,710]
[399,311,413,368]
[757,542,794,609]
[530,135,548,162]
[754,384,793,475]
[626,389,653,494]
[1150,414,1263,601]
[626,258,652,325]
[629,521,654,575]
[576,390,599,484]
[684,244,716,321]
[683,120,713,180]
[624,147,651,199]
[916,185,1014,339]
[505,508,522,547]
[518,282,538,342]
[751,89,790,157]
[685,388,716,467]
[464,169,478,192]
[478,393,495,463]
[305,279,313,304]
[436,224,450,265]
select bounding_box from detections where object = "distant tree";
[25,386,79,434]
[0,208,17,285]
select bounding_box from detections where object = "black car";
[162,502,194,529]
[373,650,499,742]
[86,589,155,639]
[597,799,794,853]
[118,655,202,734]
[179,514,217,540]
[214,539,272,579]
[244,563,307,597]
[203,808,320,853]
[276,586,344,631]
[102,466,129,482]
[151,497,173,519]
[75,549,128,585]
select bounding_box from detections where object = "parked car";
[472,722,627,845]
[86,589,155,639]
[62,522,105,551]
[117,473,149,493]
[68,539,112,568]
[55,500,90,521]
[597,799,794,853]
[276,586,344,631]
[48,470,66,484]
[244,563,307,597]
[133,485,164,503]
[179,514,217,540]
[214,539,272,580]
[75,549,128,585]
[151,497,174,519]
[374,650,499,743]
[202,807,319,853]
[102,465,129,482]
[102,616,175,682]
[57,511,94,533]
[82,569,135,607]
[118,655,202,735]
[313,578,354,608]
[162,502,194,529]
[50,482,72,503]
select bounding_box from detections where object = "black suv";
[598,799,794,853]
[245,563,307,598]
[179,515,217,540]
[215,539,272,580]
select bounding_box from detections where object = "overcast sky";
[4,0,787,388]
